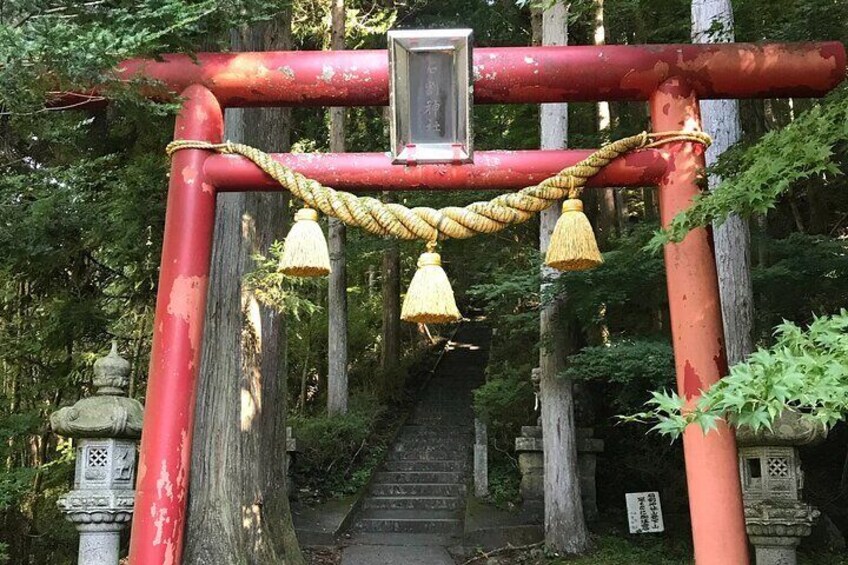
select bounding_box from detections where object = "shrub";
[562,339,676,413]
[487,457,522,510]
[628,311,848,439]
[290,394,387,497]
[473,361,535,450]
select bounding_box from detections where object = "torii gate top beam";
[115,42,845,108]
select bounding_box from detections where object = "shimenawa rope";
[166,130,711,243]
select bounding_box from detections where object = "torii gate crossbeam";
[74,41,844,565]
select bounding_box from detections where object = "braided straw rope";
[166,130,710,242]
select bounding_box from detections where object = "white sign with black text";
[625,491,664,534]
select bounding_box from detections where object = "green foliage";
[290,394,387,497]
[752,233,848,335]
[628,311,848,439]
[486,457,522,510]
[0,1,279,112]
[467,255,539,344]
[473,362,536,449]
[245,242,322,319]
[553,534,691,565]
[649,85,848,250]
[563,339,675,412]
[552,225,667,334]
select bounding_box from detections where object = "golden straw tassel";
[279,207,331,277]
[401,242,462,324]
[544,198,603,272]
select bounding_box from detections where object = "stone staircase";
[352,324,489,538]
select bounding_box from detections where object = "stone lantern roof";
[50,342,143,440]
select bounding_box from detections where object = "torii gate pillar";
[651,77,749,564]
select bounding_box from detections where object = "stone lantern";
[50,343,143,565]
[737,412,824,565]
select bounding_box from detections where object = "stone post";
[474,418,489,497]
[737,413,824,565]
[50,343,143,565]
[515,425,544,521]
[576,427,604,521]
[286,426,297,496]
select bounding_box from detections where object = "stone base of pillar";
[77,524,124,565]
[750,536,800,565]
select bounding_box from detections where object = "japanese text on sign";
[625,491,664,534]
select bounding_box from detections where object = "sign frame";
[388,29,474,164]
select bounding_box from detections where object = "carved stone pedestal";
[59,482,135,565]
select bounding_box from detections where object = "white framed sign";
[388,29,473,164]
[625,491,664,534]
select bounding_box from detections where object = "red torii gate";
[88,42,845,564]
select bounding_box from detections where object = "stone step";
[383,459,467,472]
[396,436,472,446]
[391,443,468,455]
[400,424,473,432]
[362,496,464,511]
[408,418,474,427]
[346,532,457,546]
[355,509,462,534]
[373,471,465,484]
[400,422,474,434]
[392,442,467,452]
[393,435,468,447]
[413,408,474,416]
[388,447,469,461]
[370,482,466,497]
[413,407,473,414]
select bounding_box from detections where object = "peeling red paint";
[176,428,189,502]
[156,460,174,500]
[166,275,207,354]
[151,504,169,545]
[163,545,176,565]
[683,360,702,400]
[91,42,845,109]
[181,165,198,186]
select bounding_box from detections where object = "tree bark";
[185,12,305,565]
[593,0,617,247]
[538,1,590,554]
[380,215,401,380]
[327,0,349,415]
[692,0,755,366]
